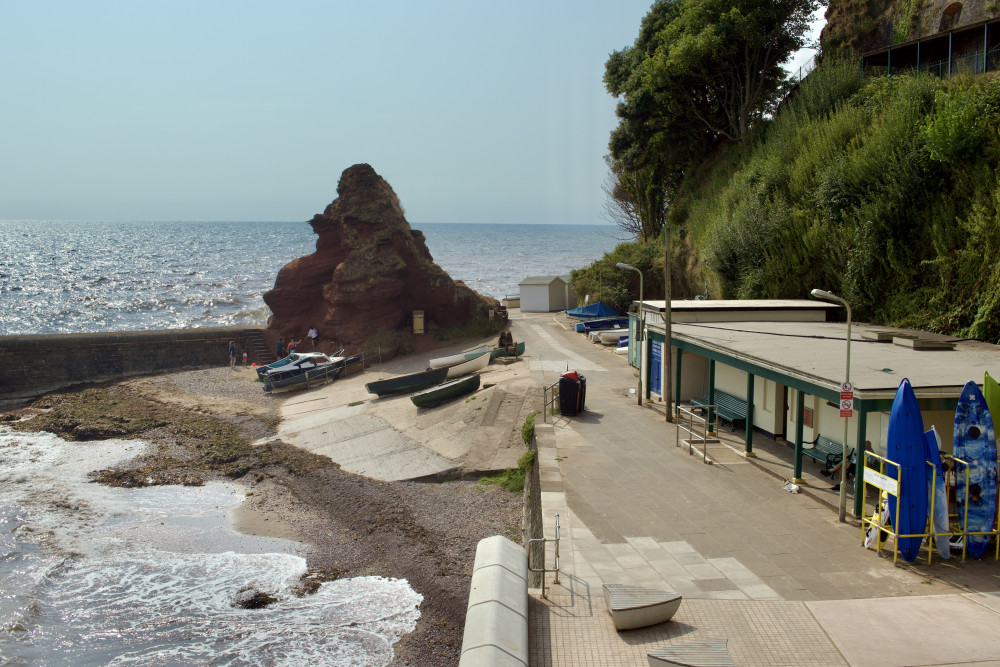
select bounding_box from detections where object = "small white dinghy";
[603,584,682,631]
[445,350,490,378]
[599,329,625,345]
[428,345,490,369]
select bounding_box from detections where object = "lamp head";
[615,262,634,271]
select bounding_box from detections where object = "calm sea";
[0,220,620,336]
[0,220,618,664]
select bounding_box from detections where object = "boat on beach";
[445,350,490,378]
[575,317,629,333]
[366,367,449,398]
[428,345,490,369]
[263,354,344,393]
[256,351,341,379]
[410,373,481,408]
[490,340,525,359]
[599,330,626,345]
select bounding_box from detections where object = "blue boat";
[576,317,629,333]
[566,301,621,320]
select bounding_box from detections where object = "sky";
[0,2,825,226]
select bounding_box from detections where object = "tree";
[606,0,818,167]
[601,158,667,242]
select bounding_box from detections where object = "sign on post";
[840,381,853,418]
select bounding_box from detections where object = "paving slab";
[514,310,1000,666]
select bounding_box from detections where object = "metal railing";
[528,513,560,599]
[675,404,718,464]
[542,380,559,423]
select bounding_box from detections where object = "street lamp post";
[810,288,852,523]
[617,262,643,406]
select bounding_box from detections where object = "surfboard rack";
[861,453,1000,564]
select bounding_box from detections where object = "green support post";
[708,359,717,433]
[674,347,683,421]
[853,409,868,517]
[745,373,756,456]
[794,390,805,483]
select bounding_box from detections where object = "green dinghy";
[410,373,481,408]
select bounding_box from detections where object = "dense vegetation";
[573,0,1000,343]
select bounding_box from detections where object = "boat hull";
[366,367,449,397]
[410,373,481,408]
[490,341,525,359]
[428,345,490,369]
[445,351,490,378]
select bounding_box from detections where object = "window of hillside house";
[940,3,963,32]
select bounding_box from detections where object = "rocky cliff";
[263,164,499,354]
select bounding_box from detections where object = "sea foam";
[0,426,422,666]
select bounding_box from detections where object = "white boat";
[445,350,491,378]
[428,345,490,369]
[600,329,625,345]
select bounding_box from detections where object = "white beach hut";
[519,275,569,312]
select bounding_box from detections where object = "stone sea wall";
[0,327,263,404]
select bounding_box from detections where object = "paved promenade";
[516,310,1000,666]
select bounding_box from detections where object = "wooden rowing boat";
[410,373,481,408]
[445,350,490,378]
[428,345,491,369]
[365,367,449,398]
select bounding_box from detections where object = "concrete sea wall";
[0,327,265,403]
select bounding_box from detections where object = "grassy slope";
[687,58,1000,342]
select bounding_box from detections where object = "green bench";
[801,435,851,471]
[689,389,748,432]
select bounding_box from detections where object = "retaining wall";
[0,327,261,403]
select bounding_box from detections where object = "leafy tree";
[605,0,818,171]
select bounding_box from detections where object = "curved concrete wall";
[0,327,259,403]
[459,535,529,667]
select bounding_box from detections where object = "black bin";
[559,372,586,417]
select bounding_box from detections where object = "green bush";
[478,450,537,494]
[521,411,537,445]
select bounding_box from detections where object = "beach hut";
[519,275,570,312]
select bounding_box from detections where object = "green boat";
[366,367,448,398]
[490,341,525,360]
[410,373,481,408]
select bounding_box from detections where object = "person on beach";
[288,338,299,353]
[276,337,285,359]
[308,326,319,350]
[228,341,236,367]
[242,351,248,367]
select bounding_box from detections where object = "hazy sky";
[1,2,824,225]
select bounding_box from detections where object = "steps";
[242,329,274,365]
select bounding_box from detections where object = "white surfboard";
[924,426,950,559]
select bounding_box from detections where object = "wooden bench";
[648,638,735,666]
[801,435,851,471]
[689,389,748,432]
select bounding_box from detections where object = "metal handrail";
[675,404,717,464]
[542,380,559,423]
[528,513,560,599]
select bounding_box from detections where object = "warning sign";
[840,398,853,418]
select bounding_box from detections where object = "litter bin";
[559,371,586,417]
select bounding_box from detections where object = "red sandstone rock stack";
[263,164,498,353]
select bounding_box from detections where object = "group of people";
[275,326,321,359]
[227,341,248,367]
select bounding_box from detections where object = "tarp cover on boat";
[566,301,621,319]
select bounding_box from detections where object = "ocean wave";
[0,427,421,666]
